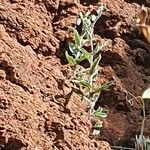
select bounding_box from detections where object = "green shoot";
[65,4,113,135]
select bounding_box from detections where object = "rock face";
[0,0,149,149]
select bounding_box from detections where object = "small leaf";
[90,93,100,103]
[76,54,87,63]
[89,56,101,76]
[80,48,91,60]
[71,79,91,90]
[69,42,76,54]
[93,43,105,55]
[76,18,81,25]
[65,51,76,65]
[76,51,81,59]
[93,121,103,130]
[68,27,80,47]
[94,81,114,93]
[92,73,98,81]
[96,5,104,15]
[79,12,83,19]
[91,14,97,22]
[80,81,91,89]
[93,107,107,118]
[73,65,85,79]
[86,19,92,26]
[142,87,150,99]
[76,48,91,63]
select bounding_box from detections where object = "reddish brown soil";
[0,0,150,150]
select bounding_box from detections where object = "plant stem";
[140,98,146,136]
[88,34,94,116]
[89,6,103,90]
[111,146,135,150]
[89,34,94,87]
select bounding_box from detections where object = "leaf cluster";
[65,4,113,133]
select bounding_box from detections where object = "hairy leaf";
[93,121,103,130]
[76,51,81,59]
[76,18,81,25]
[94,81,114,93]
[77,53,88,63]
[93,107,107,118]
[89,56,101,76]
[93,43,105,55]
[69,42,76,54]
[68,27,80,47]
[96,5,104,16]
[80,80,91,89]
[65,51,76,65]
[90,93,100,103]
[71,79,91,90]
[77,48,91,63]
[90,14,97,22]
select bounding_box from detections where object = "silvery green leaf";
[80,80,91,89]
[93,107,107,118]
[96,5,104,15]
[93,121,103,130]
[86,19,92,26]
[76,18,81,25]
[73,71,83,80]
[92,73,98,81]
[68,27,80,47]
[90,93,99,102]
[84,27,91,39]
[79,48,91,62]
[91,14,97,22]
[142,87,150,99]
[69,42,76,54]
[73,66,85,79]
[89,56,101,76]
[65,51,76,65]
[79,12,83,19]
[94,81,114,93]
[76,51,81,59]
[92,70,98,81]
[76,54,87,63]
[93,43,105,55]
